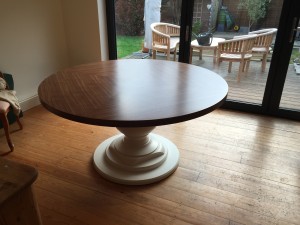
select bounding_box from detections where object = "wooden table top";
[38,59,228,127]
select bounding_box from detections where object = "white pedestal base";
[93,127,179,185]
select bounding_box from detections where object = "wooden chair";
[0,73,22,151]
[249,28,277,72]
[217,34,257,81]
[151,22,180,60]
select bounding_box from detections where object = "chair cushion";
[0,100,10,113]
[252,47,272,53]
[170,37,179,49]
[154,37,179,51]
[220,53,252,59]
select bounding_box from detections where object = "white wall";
[61,0,101,66]
[0,0,103,110]
[0,0,69,106]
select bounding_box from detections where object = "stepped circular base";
[93,133,179,185]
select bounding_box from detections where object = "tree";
[238,0,272,31]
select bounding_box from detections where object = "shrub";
[115,0,145,36]
[238,0,272,31]
[192,20,202,35]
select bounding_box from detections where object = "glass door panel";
[114,0,145,59]
[190,0,283,105]
[279,24,300,111]
[107,0,300,120]
[114,0,182,60]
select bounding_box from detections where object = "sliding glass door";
[280,34,300,111]
[106,0,193,63]
[105,0,300,121]
[190,0,283,106]
[188,0,300,119]
[111,0,183,60]
[264,0,300,120]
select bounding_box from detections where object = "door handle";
[185,25,190,42]
[289,17,299,43]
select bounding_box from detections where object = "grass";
[290,48,300,64]
[116,35,300,61]
[116,36,144,58]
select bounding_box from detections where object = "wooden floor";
[1,106,300,225]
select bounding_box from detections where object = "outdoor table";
[38,59,228,185]
[189,37,226,64]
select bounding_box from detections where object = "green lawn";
[290,48,300,64]
[117,36,144,58]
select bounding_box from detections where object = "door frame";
[105,0,117,60]
[105,0,193,62]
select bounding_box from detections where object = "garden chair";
[0,72,22,151]
[248,28,278,72]
[217,34,257,81]
[151,22,180,60]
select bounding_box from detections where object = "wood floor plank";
[7,153,229,224]
[163,175,281,218]
[144,179,279,225]
[36,170,229,225]
[35,176,181,225]
[1,106,300,225]
[39,205,87,225]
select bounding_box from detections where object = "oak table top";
[38,59,228,127]
[38,59,228,185]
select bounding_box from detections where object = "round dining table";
[38,59,228,185]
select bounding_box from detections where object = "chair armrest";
[152,29,170,39]
[152,32,170,48]
[151,22,180,38]
[249,28,277,35]
[233,34,254,39]
[219,34,257,44]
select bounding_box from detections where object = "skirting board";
[20,95,40,112]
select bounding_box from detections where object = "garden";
[114,0,278,59]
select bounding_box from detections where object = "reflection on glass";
[115,0,181,59]
[191,0,283,105]
[279,24,300,111]
[115,0,145,59]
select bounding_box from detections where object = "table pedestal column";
[93,126,179,185]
